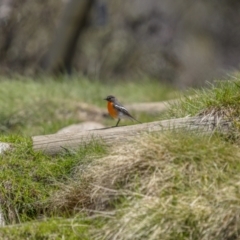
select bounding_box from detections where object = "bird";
[104,95,141,127]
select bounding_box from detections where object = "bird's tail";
[131,116,142,124]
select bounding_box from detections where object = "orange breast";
[107,102,118,118]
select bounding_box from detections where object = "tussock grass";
[49,132,240,240]
[167,78,240,144]
[168,78,240,119]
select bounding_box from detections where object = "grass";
[0,75,175,135]
[1,75,240,239]
[0,134,107,224]
[31,131,240,240]
[167,77,240,119]
[87,132,240,240]
[0,76,175,239]
[0,216,95,240]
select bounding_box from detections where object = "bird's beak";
[104,98,107,100]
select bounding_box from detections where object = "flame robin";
[104,95,141,127]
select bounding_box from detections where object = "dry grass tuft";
[50,131,240,239]
[53,132,240,240]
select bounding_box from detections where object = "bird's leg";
[115,119,121,127]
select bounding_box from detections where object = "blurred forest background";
[1,0,240,88]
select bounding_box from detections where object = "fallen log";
[32,116,231,155]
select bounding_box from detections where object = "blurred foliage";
[1,0,240,87]
[0,0,61,74]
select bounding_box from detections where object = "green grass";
[0,134,106,225]
[0,75,176,135]
[2,75,240,239]
[0,216,98,240]
[0,76,175,238]
[167,78,240,118]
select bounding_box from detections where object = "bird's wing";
[113,99,141,123]
[113,103,133,118]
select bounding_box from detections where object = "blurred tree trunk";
[43,0,95,74]
[0,0,14,61]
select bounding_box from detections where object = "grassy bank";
[1,76,240,239]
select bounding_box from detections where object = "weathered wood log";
[32,116,231,155]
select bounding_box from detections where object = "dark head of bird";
[104,95,116,102]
